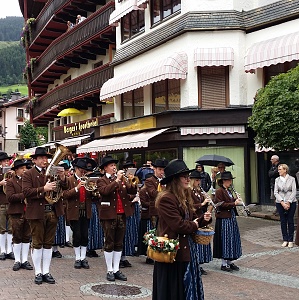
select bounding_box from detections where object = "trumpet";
[198,185,223,213]
[80,176,98,192]
[230,185,255,216]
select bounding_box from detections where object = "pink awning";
[245,32,299,73]
[194,47,234,67]
[181,126,245,136]
[100,52,188,100]
[109,0,138,25]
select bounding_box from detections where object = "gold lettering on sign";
[63,119,98,136]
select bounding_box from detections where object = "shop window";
[152,79,180,113]
[151,0,181,25]
[145,148,178,163]
[198,66,229,109]
[264,60,299,86]
[121,88,144,120]
[121,9,145,42]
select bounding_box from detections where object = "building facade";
[21,0,299,205]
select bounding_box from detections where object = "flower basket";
[192,226,214,245]
[144,229,179,264]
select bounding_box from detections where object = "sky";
[0,0,22,19]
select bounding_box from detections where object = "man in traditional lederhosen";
[143,158,168,229]
[6,159,33,271]
[97,156,137,282]
[0,151,14,260]
[63,157,97,270]
[22,147,66,285]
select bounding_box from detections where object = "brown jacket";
[157,192,208,262]
[139,186,150,219]
[214,186,236,218]
[97,175,137,220]
[6,175,26,215]
[22,167,64,219]
[144,175,161,217]
[0,172,7,205]
[63,175,93,220]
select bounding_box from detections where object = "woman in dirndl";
[213,171,243,272]
[153,159,211,300]
[189,170,212,275]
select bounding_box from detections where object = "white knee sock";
[65,225,71,242]
[80,246,87,260]
[0,234,6,253]
[104,251,113,272]
[42,248,52,275]
[112,251,122,273]
[21,243,30,263]
[74,247,81,260]
[13,243,22,262]
[6,234,13,253]
[31,248,43,275]
[222,259,228,266]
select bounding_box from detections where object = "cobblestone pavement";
[0,216,298,300]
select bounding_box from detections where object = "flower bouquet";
[143,229,179,263]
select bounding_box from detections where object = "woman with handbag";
[274,164,297,248]
[152,159,211,300]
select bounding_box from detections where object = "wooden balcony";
[32,64,114,125]
[31,2,115,93]
[29,0,108,55]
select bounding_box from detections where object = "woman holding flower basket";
[152,159,211,300]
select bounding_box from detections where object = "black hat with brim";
[30,147,52,159]
[220,171,235,180]
[161,159,195,185]
[99,156,118,169]
[190,170,204,179]
[72,157,97,171]
[123,160,135,168]
[152,158,168,168]
[0,152,13,161]
[11,159,31,170]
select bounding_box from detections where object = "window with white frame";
[121,88,144,120]
[17,108,24,118]
[17,124,23,133]
[121,9,145,42]
[151,0,181,25]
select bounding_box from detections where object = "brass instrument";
[80,176,98,192]
[198,185,223,213]
[230,185,255,216]
[45,143,71,205]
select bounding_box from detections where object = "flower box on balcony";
[16,117,24,122]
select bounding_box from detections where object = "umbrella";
[195,154,234,166]
[57,108,83,117]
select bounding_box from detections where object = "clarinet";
[198,185,223,213]
[230,185,251,216]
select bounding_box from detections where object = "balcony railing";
[31,0,72,44]
[32,64,114,118]
[31,3,114,81]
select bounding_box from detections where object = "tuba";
[45,143,71,205]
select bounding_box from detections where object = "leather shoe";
[74,260,82,269]
[6,252,15,260]
[145,258,154,265]
[42,273,55,284]
[52,251,62,258]
[122,259,132,267]
[81,259,90,269]
[0,252,6,260]
[119,260,125,268]
[86,250,99,258]
[107,271,115,281]
[34,273,43,285]
[65,241,73,248]
[221,265,232,272]
[13,261,21,271]
[229,263,240,271]
[114,270,127,281]
[200,267,208,275]
[21,261,33,270]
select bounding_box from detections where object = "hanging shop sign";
[64,118,98,136]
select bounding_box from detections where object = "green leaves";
[248,64,299,151]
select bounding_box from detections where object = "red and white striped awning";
[194,47,234,67]
[100,52,188,100]
[109,0,138,25]
[181,126,245,136]
[76,128,169,154]
[245,32,299,73]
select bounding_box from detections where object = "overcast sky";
[0,0,22,19]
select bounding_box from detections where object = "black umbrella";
[195,154,234,167]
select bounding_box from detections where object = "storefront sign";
[100,116,156,137]
[64,118,98,136]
